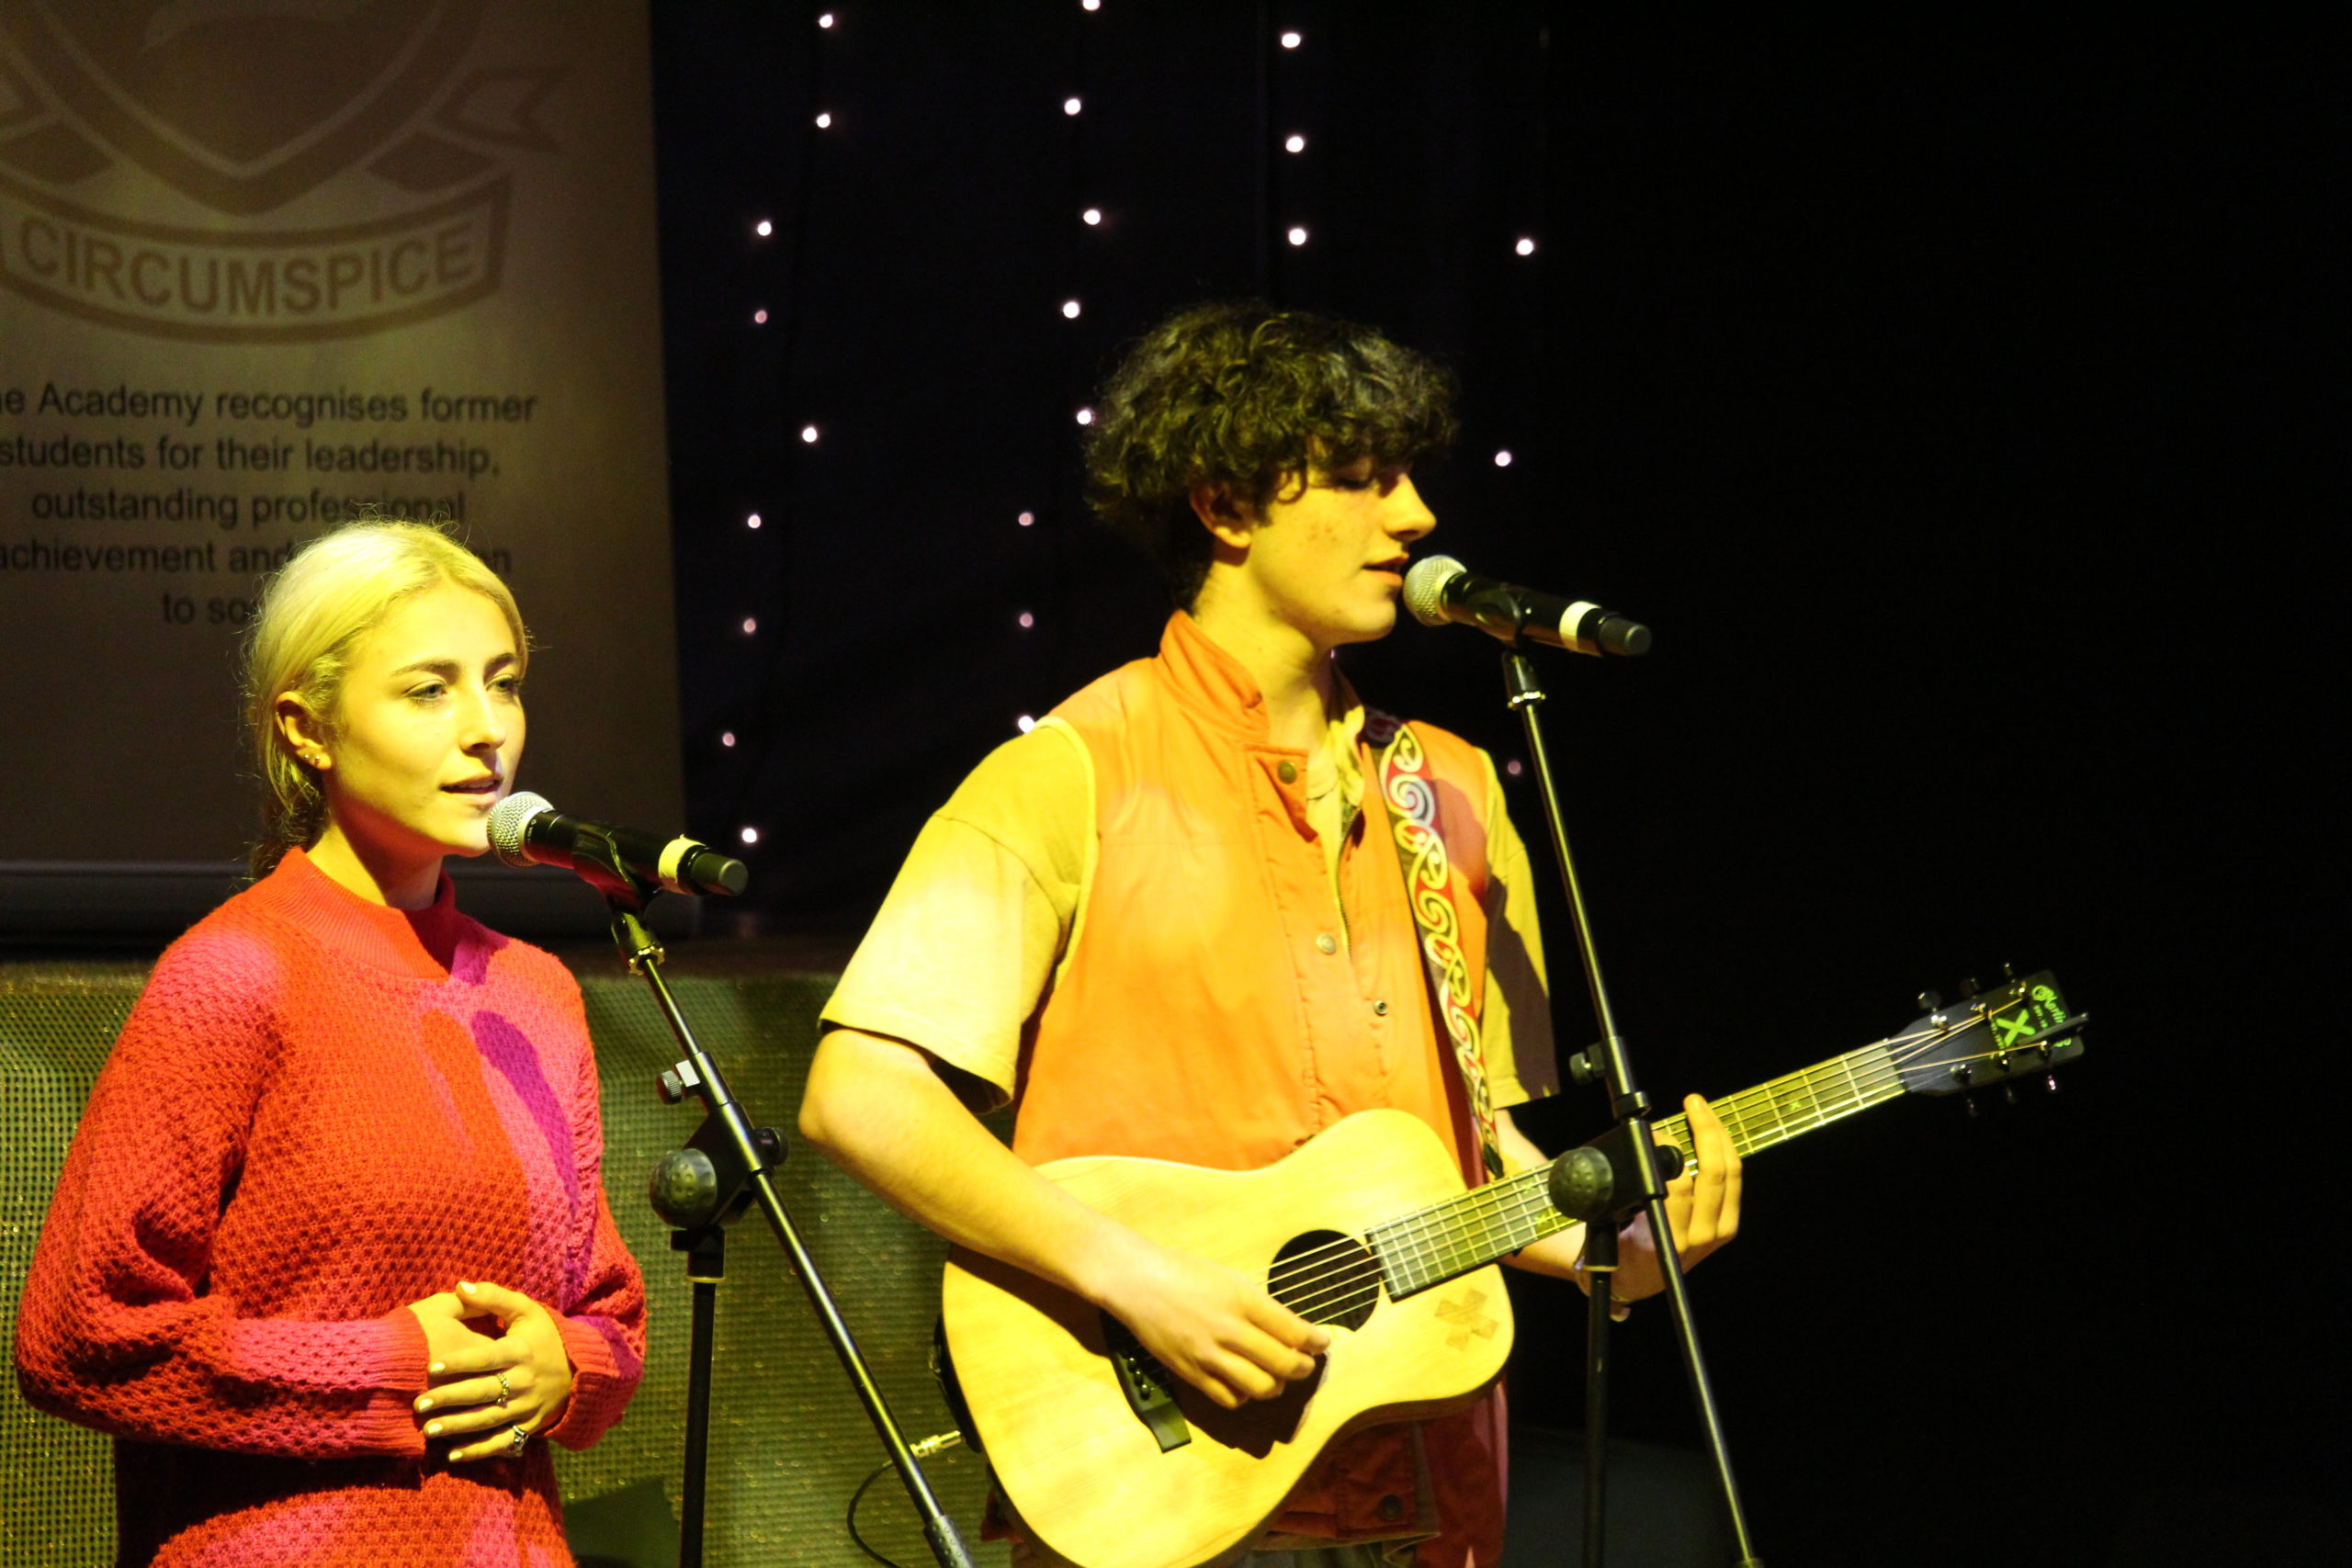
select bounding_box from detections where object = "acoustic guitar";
[941,971,2086,1568]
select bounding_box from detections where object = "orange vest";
[1015,612,1510,1560]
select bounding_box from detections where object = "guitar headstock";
[1888,970,2087,1097]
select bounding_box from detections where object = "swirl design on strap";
[1378,721,1503,1179]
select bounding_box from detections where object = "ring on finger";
[509,1422,531,1455]
[495,1371,511,1405]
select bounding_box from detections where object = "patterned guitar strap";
[1364,709,1506,1181]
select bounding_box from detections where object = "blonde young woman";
[16,522,645,1566]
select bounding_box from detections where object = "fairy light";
[815,111,832,129]
[800,424,820,444]
[752,308,768,324]
[741,616,758,635]
[817,12,834,28]
[1505,760,1524,777]
[1286,225,1308,247]
[1016,715,1036,733]
[1018,611,1035,628]
[741,826,760,844]
[1017,510,1035,526]
[1515,237,1537,256]
[1280,31,1303,50]
[1283,133,1306,153]
[1494,449,1513,468]
[745,512,762,529]
[1082,207,1102,225]
[754,219,773,237]
[1074,407,1093,425]
[1081,0,1100,10]
[1061,299,1081,319]
[1063,96,1082,117]
[720,730,737,748]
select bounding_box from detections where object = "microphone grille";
[487,791,553,867]
[1402,555,1465,627]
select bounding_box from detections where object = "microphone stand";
[569,835,978,1568]
[1485,606,1761,1568]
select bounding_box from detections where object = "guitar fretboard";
[1367,1041,1905,1297]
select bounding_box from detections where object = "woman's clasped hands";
[405,1280,574,1462]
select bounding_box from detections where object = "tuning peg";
[2002,961,2017,981]
[1917,989,1943,1013]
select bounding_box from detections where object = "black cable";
[844,1457,916,1568]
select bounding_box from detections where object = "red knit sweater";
[14,849,646,1567]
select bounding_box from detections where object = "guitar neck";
[1372,1041,1905,1298]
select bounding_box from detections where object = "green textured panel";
[0,970,136,1568]
[0,960,1007,1568]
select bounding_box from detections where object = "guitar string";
[1274,1042,1937,1306]
[1258,999,2044,1304]
[1267,1029,1943,1303]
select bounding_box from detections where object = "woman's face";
[297,582,526,894]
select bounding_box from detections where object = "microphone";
[487,792,749,897]
[1403,555,1651,657]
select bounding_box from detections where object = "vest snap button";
[1277,760,1298,784]
[1315,932,1337,954]
[1377,1495,1406,1522]
[1373,998,1389,1015]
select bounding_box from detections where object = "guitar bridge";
[1101,1314,1193,1452]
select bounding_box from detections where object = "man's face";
[1238,456,1437,650]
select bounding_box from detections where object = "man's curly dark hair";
[1082,300,1458,607]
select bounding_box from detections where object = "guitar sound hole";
[1268,1229,1382,1332]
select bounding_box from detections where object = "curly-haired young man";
[800,301,1742,1568]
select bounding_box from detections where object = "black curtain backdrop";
[650,8,2335,1564]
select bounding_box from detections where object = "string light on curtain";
[1286,225,1308,247]
[1515,236,1537,255]
[1494,450,1514,467]
[814,111,832,128]
[800,424,820,443]
[1283,133,1306,153]
[745,512,762,529]
[1063,96,1082,116]
[1018,511,1035,525]
[1074,407,1093,424]
[754,219,773,237]
[1061,299,1082,318]
[1081,207,1102,225]
[1280,30,1303,50]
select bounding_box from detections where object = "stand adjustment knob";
[658,1059,705,1105]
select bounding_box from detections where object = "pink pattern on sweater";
[14,850,646,1566]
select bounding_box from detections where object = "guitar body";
[939,969,2089,1568]
[943,1110,1514,1568]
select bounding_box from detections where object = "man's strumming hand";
[1094,1235,1330,1411]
